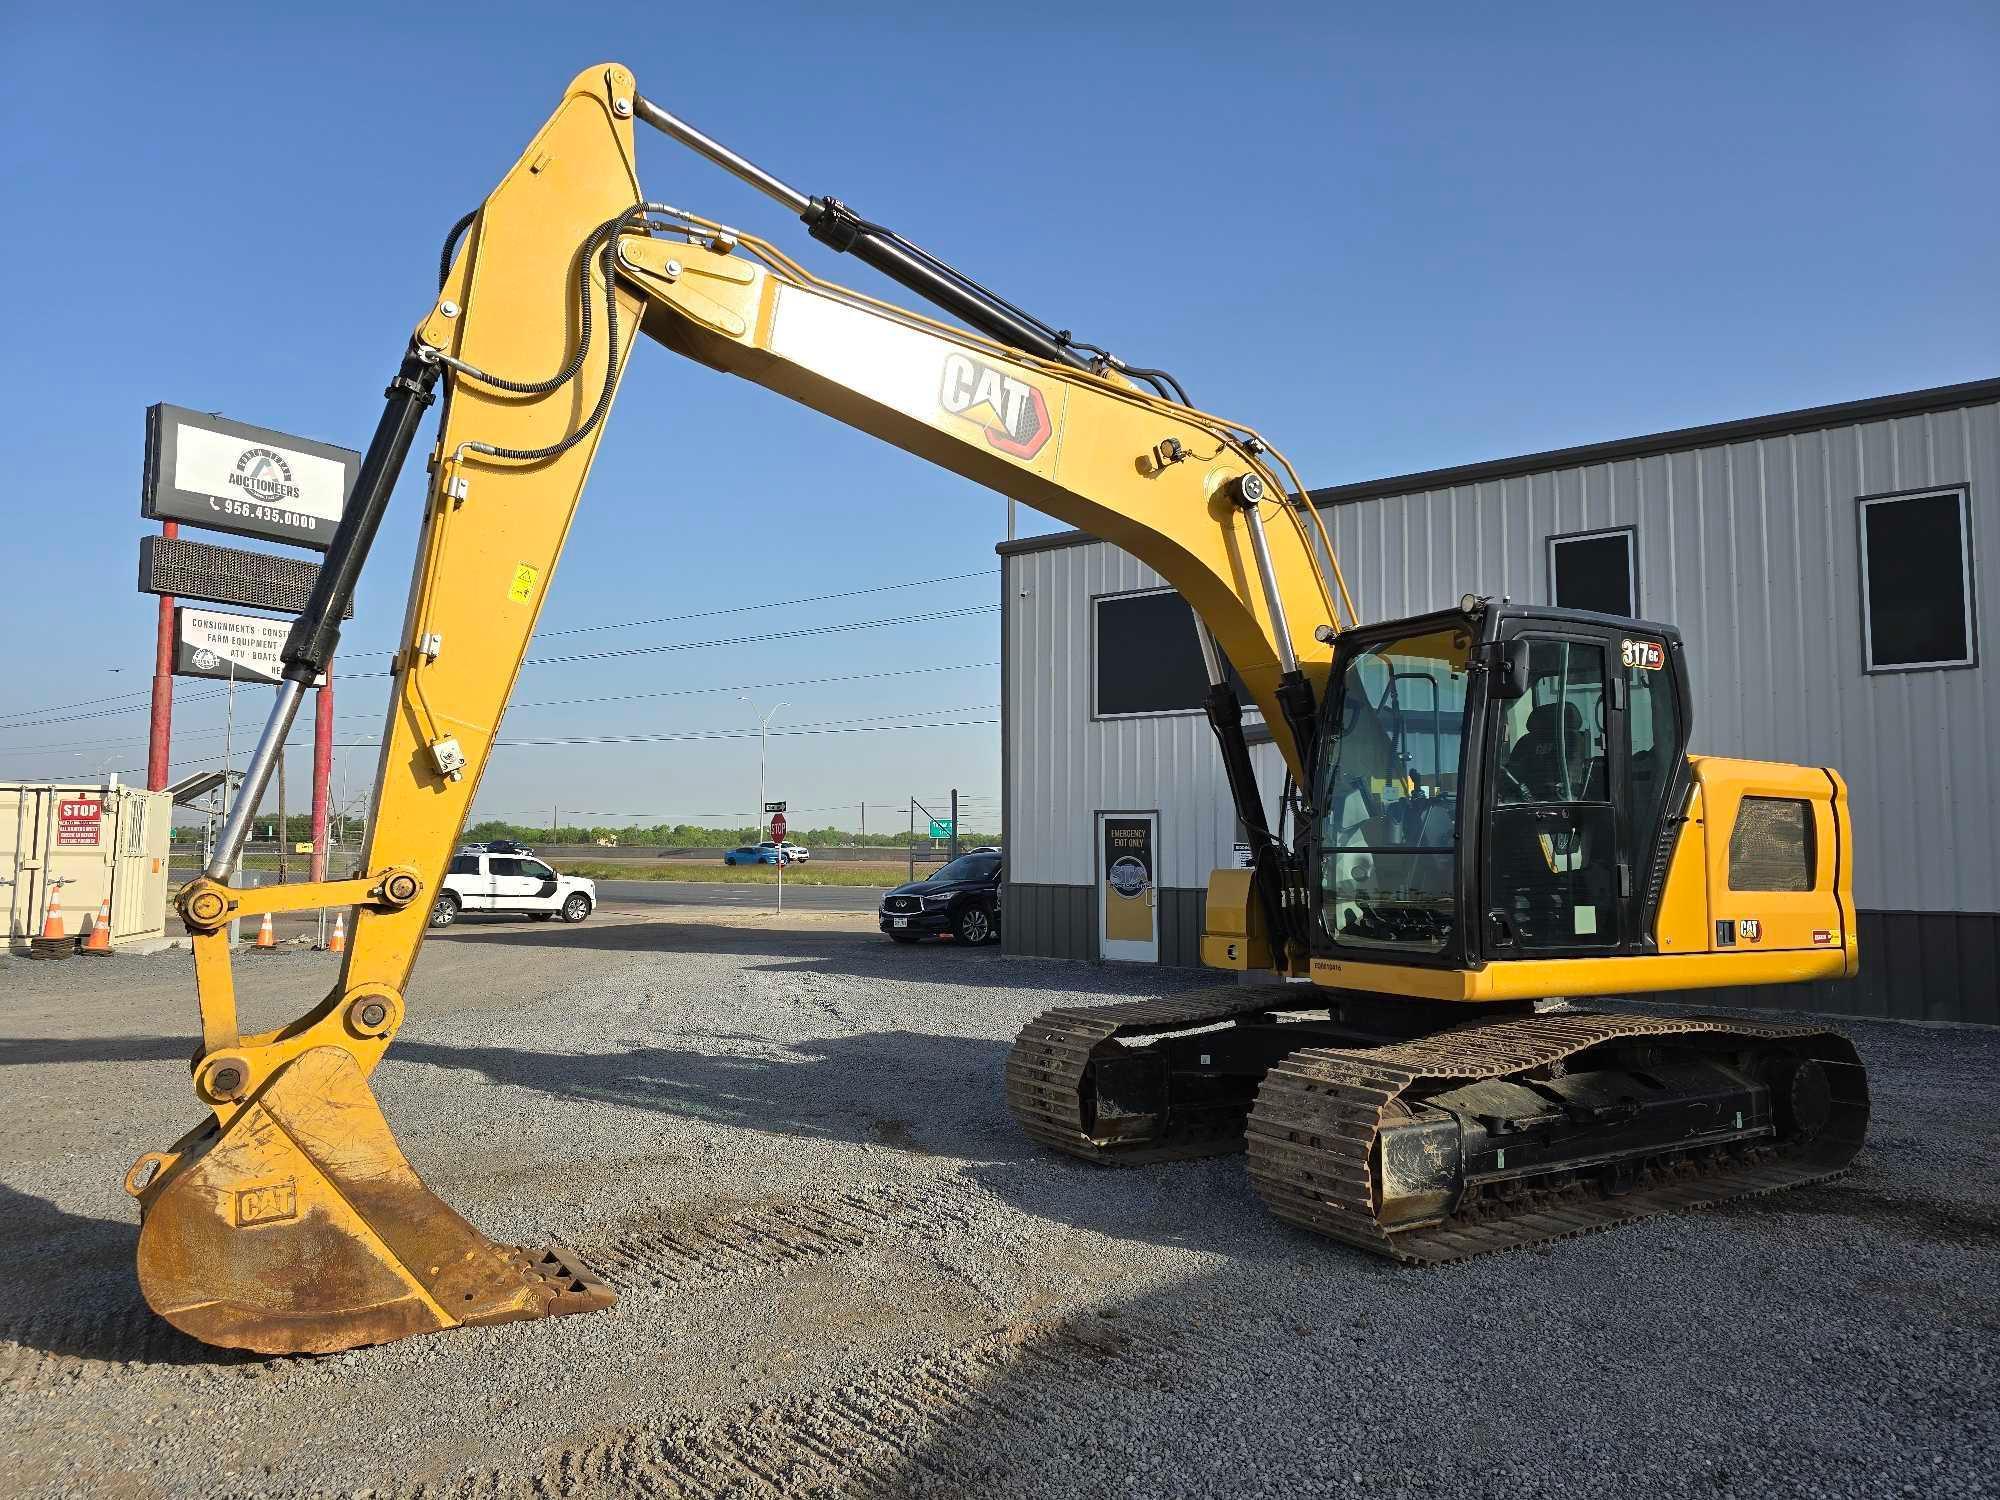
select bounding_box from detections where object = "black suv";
[880,851,1001,945]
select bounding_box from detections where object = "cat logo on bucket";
[939,351,1052,459]
[235,1180,299,1228]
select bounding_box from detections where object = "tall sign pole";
[767,804,787,916]
[147,521,178,790]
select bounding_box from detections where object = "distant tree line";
[460,819,1001,848]
[168,814,1001,849]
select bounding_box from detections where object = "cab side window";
[448,855,480,875]
[489,858,526,879]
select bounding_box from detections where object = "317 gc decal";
[1621,638,1666,670]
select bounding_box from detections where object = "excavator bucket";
[130,1046,612,1356]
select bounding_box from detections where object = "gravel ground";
[1,911,1994,1499]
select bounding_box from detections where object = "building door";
[1097,812,1159,962]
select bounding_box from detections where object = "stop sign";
[769,813,787,842]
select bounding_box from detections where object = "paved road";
[595,878,887,912]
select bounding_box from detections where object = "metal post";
[311,660,332,947]
[147,521,178,791]
[276,735,288,888]
[949,788,959,861]
[908,800,915,885]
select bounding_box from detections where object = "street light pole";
[739,695,787,837]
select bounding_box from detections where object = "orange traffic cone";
[255,910,276,949]
[83,894,112,954]
[39,885,65,941]
[326,911,346,954]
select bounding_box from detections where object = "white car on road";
[431,850,595,927]
[759,841,812,863]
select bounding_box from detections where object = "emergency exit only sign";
[57,799,102,847]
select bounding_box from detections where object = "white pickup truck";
[430,850,595,927]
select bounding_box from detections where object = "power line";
[516,606,999,670]
[0,601,1001,735]
[98,708,1001,777]
[520,571,996,640]
[1,661,1002,757]
[484,705,997,750]
[0,686,157,725]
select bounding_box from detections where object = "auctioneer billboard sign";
[143,403,361,550]
[173,607,326,686]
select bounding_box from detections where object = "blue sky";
[2,2,1994,833]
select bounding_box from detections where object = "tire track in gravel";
[584,1182,983,1293]
[386,1317,1181,1500]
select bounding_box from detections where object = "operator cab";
[1312,600,1690,969]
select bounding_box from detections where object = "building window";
[1094,588,1219,718]
[1858,487,1977,672]
[1728,797,1815,892]
[1547,527,1638,618]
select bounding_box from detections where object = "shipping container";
[2,780,172,954]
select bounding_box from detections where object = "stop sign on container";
[769,813,787,842]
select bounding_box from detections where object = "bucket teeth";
[133,1045,617,1354]
[498,1246,618,1321]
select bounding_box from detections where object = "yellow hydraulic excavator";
[128,65,1868,1354]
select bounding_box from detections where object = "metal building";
[998,376,1998,1023]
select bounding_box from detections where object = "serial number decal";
[235,1180,299,1227]
[1621,638,1666,671]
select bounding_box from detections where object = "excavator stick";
[121,65,647,1355]
[129,1047,611,1355]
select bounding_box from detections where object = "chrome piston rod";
[203,678,306,880]
[633,96,810,215]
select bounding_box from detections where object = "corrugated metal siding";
[1001,882,1211,969]
[1005,543,1280,889]
[1323,400,2000,915]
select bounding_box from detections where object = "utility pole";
[859,802,865,838]
[949,787,960,861]
[907,798,915,884]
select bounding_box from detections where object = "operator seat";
[1506,701,1587,803]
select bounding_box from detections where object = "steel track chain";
[1004,989,1296,1164]
[1245,1011,1870,1263]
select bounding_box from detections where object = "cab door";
[1482,631,1625,955]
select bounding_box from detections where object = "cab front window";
[1314,626,1472,953]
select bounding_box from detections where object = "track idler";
[125,1045,612,1355]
